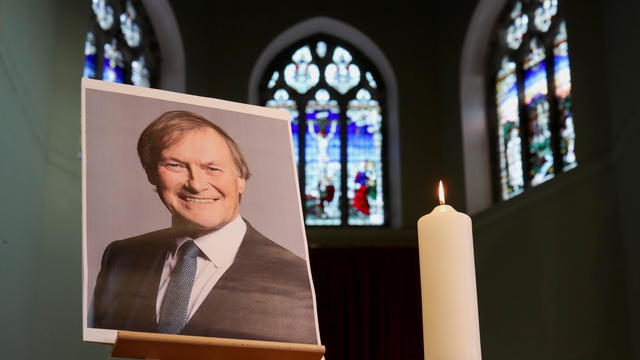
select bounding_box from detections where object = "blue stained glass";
[346,89,384,225]
[83,32,97,79]
[103,40,124,83]
[554,22,577,171]
[266,89,299,163]
[304,89,341,225]
[524,40,554,186]
[260,38,387,226]
[496,58,524,200]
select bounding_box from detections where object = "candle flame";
[438,181,445,205]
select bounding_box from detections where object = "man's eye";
[206,167,221,173]
[164,163,185,171]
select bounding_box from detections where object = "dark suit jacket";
[91,221,317,344]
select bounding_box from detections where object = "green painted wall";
[0,0,110,358]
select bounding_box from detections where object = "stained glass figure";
[496,58,524,199]
[83,32,97,79]
[120,0,142,48]
[304,89,342,225]
[316,41,327,58]
[366,72,378,89]
[103,40,124,83]
[534,0,558,32]
[267,71,279,89]
[524,39,554,186]
[284,46,320,94]
[131,55,150,87]
[506,2,528,50]
[346,89,384,225]
[92,0,114,30]
[553,22,577,170]
[266,89,300,163]
[325,46,361,94]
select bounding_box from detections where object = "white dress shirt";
[155,215,246,322]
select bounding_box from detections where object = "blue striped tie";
[157,240,201,334]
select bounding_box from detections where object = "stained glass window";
[488,0,577,201]
[83,0,160,87]
[524,38,554,186]
[553,22,577,170]
[496,58,524,199]
[262,36,386,226]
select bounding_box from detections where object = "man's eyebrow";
[158,157,186,163]
[200,161,220,167]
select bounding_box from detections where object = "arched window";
[488,0,577,201]
[83,0,161,88]
[259,35,387,226]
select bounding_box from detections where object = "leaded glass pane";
[506,2,529,50]
[346,89,384,225]
[496,58,525,199]
[316,41,327,58]
[266,89,300,164]
[131,55,150,87]
[267,71,279,89]
[366,72,378,88]
[84,0,160,87]
[103,39,124,83]
[284,46,320,94]
[92,0,114,30]
[553,22,577,170]
[325,46,361,94]
[304,89,342,225]
[490,0,577,202]
[524,39,554,186]
[120,0,142,48]
[260,36,387,226]
[83,32,97,79]
[534,0,558,32]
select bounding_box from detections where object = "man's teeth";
[185,197,216,203]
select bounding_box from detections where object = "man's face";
[151,127,245,237]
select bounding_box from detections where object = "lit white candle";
[417,181,481,360]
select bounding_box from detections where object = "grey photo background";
[85,88,308,308]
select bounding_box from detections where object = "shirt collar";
[173,215,247,268]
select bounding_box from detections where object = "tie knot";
[177,241,201,259]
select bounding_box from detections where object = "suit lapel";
[125,237,174,332]
[181,222,258,335]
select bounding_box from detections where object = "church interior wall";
[0,0,638,358]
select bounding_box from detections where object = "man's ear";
[146,169,157,186]
[237,175,246,195]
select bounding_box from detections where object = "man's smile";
[180,196,220,204]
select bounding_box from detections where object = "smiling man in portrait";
[90,110,317,344]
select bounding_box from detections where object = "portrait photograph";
[81,79,320,345]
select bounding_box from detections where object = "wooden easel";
[111,331,325,360]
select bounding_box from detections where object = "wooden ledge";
[112,331,325,360]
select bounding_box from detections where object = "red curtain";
[310,248,424,359]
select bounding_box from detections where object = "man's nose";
[185,167,208,193]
